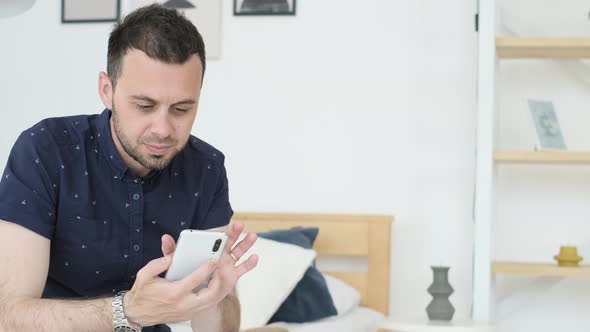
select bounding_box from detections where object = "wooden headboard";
[230,212,394,315]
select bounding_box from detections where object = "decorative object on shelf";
[528,99,567,150]
[131,0,222,58]
[426,266,455,321]
[162,0,194,8]
[554,246,583,267]
[0,0,35,19]
[234,0,296,16]
[62,0,120,23]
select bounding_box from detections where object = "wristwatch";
[112,291,142,332]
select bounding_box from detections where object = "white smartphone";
[165,229,227,290]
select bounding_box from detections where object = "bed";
[168,212,394,332]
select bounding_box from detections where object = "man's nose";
[150,109,174,140]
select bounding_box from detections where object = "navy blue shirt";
[0,109,233,331]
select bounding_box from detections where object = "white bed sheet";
[267,306,384,332]
[167,306,384,332]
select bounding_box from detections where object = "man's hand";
[205,222,258,300]
[123,253,216,326]
[124,222,258,327]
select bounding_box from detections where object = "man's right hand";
[123,253,218,327]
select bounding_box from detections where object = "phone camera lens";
[212,239,222,252]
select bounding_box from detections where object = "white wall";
[494,1,590,331]
[0,0,478,323]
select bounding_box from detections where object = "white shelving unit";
[473,0,496,321]
[473,0,590,323]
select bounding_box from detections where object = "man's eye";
[176,108,189,113]
[137,104,153,110]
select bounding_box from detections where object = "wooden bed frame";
[230,212,394,315]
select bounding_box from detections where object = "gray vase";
[426,266,455,321]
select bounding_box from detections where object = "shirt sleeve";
[201,158,233,230]
[0,130,58,239]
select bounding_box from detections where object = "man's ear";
[98,71,113,109]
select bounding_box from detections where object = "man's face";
[108,49,203,175]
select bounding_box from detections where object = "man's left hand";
[160,222,258,303]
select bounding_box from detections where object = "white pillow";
[323,273,361,316]
[236,237,316,330]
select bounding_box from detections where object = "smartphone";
[164,229,227,290]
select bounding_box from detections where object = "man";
[0,4,257,332]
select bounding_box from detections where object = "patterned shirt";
[0,109,233,331]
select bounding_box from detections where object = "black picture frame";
[62,0,121,23]
[233,0,296,16]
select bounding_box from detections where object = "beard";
[111,105,182,171]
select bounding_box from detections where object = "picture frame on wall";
[528,99,567,150]
[62,0,120,23]
[234,0,296,16]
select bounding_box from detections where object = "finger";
[192,269,226,307]
[228,232,257,262]
[222,222,244,254]
[186,283,217,311]
[176,259,218,293]
[136,256,172,285]
[161,234,176,257]
[234,254,259,278]
[196,269,222,298]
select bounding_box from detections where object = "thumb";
[161,234,176,257]
[136,256,172,284]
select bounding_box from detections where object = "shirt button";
[132,193,140,200]
[133,244,140,252]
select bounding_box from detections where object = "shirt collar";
[96,109,130,179]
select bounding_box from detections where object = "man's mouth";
[145,144,172,156]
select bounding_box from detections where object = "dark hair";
[107,4,206,88]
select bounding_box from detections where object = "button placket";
[128,182,144,277]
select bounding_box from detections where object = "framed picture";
[528,99,567,150]
[62,0,120,23]
[130,0,222,58]
[234,0,296,16]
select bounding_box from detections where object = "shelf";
[492,261,590,278]
[496,37,590,59]
[494,151,590,164]
[378,319,494,332]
